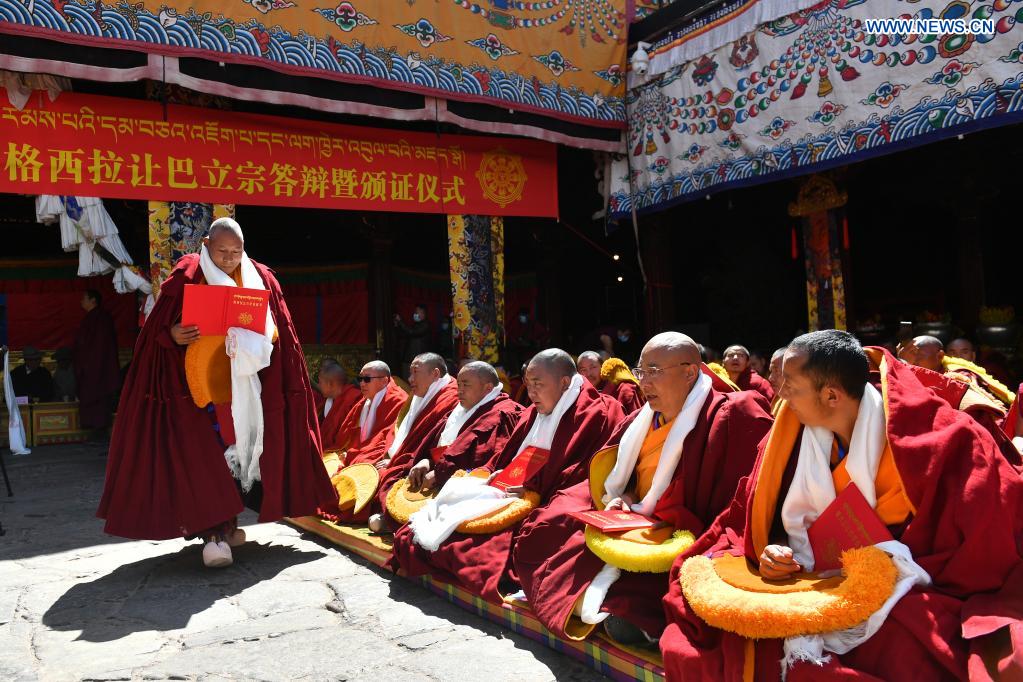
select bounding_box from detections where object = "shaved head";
[208,217,244,243]
[460,360,499,386]
[528,348,577,379]
[643,332,702,363]
[577,351,602,387]
[914,335,943,351]
[362,360,391,376]
[637,332,702,418]
[413,352,448,376]
[525,348,577,415]
[947,338,976,362]
[772,347,788,362]
[898,335,944,372]
[320,363,348,383]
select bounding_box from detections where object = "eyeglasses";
[357,375,387,383]
[631,362,694,381]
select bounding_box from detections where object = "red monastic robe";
[97,253,337,539]
[331,379,408,466]
[598,379,645,414]
[380,393,523,527]
[340,379,459,521]
[320,384,363,451]
[660,348,1023,682]
[735,367,775,403]
[390,382,625,601]
[513,390,771,639]
[72,306,121,429]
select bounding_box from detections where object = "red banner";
[0,89,559,218]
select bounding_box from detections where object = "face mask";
[441,322,450,331]
[412,313,423,322]
[618,334,630,343]
[518,315,528,324]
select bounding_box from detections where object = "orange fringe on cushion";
[679,546,898,640]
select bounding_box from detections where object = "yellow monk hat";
[588,447,617,509]
[184,335,232,407]
[331,463,379,514]
[600,357,639,387]
[678,546,898,640]
[385,478,438,525]
[585,525,695,573]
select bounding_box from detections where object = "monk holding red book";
[97,218,336,568]
[513,333,770,646]
[391,348,625,601]
[662,330,1023,681]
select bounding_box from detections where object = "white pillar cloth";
[3,351,30,456]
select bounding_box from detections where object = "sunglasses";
[357,375,387,383]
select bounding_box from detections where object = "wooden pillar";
[534,223,563,344]
[640,214,675,337]
[788,175,849,331]
[955,175,985,327]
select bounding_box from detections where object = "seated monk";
[319,364,363,451]
[390,348,625,601]
[722,345,775,403]
[311,356,340,415]
[381,361,523,529]
[900,335,1014,410]
[578,351,645,414]
[661,330,1023,681]
[325,360,406,466]
[767,347,787,416]
[512,333,771,646]
[335,353,458,526]
[97,218,337,567]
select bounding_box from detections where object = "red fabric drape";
[5,289,138,349]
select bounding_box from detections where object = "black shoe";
[603,616,657,648]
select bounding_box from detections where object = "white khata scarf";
[438,384,503,448]
[410,374,584,551]
[359,386,388,442]
[199,244,276,492]
[579,371,713,625]
[387,374,453,457]
[778,383,931,675]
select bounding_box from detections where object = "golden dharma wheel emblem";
[477,149,527,208]
[238,312,254,326]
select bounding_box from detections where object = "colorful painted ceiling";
[609,0,1023,219]
[0,0,628,137]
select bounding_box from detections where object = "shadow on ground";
[42,542,320,642]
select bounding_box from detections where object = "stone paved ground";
[0,445,604,682]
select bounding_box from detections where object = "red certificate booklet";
[489,446,549,491]
[568,509,656,532]
[808,482,894,572]
[182,284,269,336]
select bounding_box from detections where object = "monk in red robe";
[73,288,121,431]
[97,218,337,567]
[381,361,523,530]
[311,356,340,416]
[661,330,1023,681]
[513,333,771,646]
[723,344,775,403]
[339,353,459,530]
[318,364,362,451]
[578,351,645,414]
[899,335,1014,410]
[391,349,625,601]
[767,347,786,416]
[322,360,407,467]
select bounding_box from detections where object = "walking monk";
[391,349,625,601]
[513,333,771,645]
[97,218,336,567]
[662,330,1023,681]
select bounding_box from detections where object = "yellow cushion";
[585,526,695,573]
[184,335,231,408]
[678,546,898,639]
[456,483,541,534]
[588,447,617,509]
[331,463,379,514]
[385,478,438,525]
